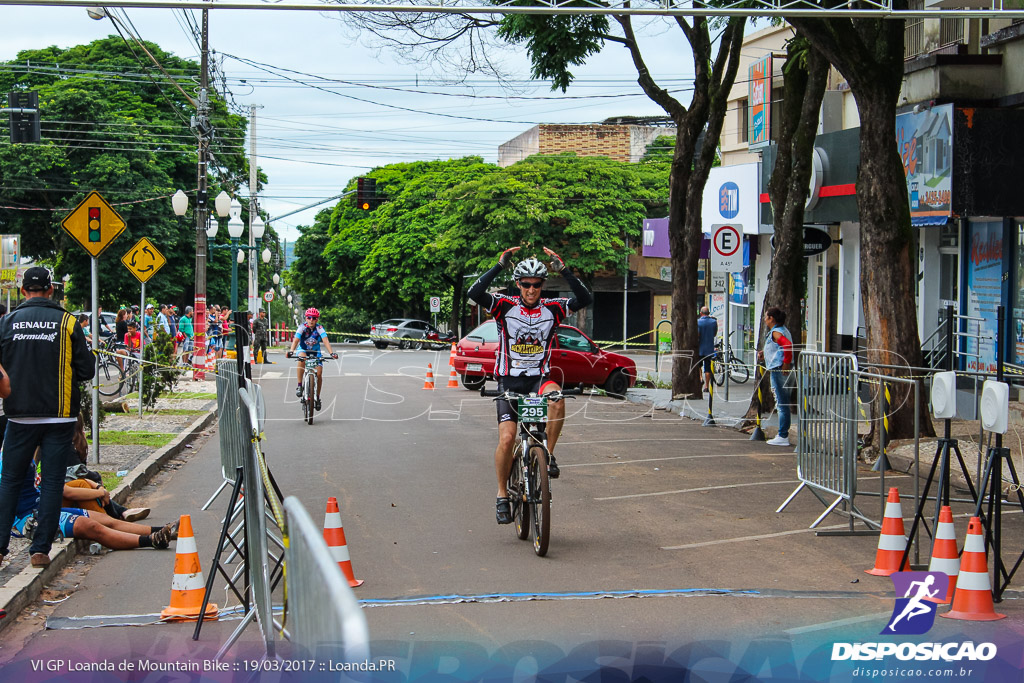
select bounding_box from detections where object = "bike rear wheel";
[529,445,551,556]
[508,440,530,540]
[712,356,725,386]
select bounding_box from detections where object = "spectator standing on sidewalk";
[757,307,794,447]
[179,306,195,359]
[697,306,718,393]
[0,304,6,448]
[0,267,95,569]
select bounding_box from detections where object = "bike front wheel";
[729,360,750,384]
[508,442,530,540]
[97,359,125,397]
[712,357,726,387]
[304,377,315,425]
[529,445,551,556]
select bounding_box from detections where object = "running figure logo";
[882,571,948,635]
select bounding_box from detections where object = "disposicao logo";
[883,571,947,635]
[718,182,739,219]
[831,571,997,663]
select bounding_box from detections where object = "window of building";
[738,98,748,144]
[939,221,959,306]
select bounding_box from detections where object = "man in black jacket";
[0,267,95,569]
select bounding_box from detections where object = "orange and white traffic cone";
[447,366,459,388]
[423,363,435,390]
[448,343,457,368]
[323,497,363,588]
[925,505,959,604]
[866,487,909,576]
[941,516,1006,621]
[161,515,218,621]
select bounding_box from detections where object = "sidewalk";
[0,381,219,635]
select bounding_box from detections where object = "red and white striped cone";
[323,497,363,588]
[866,487,909,576]
[448,343,457,368]
[925,505,959,604]
[941,516,1006,621]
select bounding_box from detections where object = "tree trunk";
[669,121,703,399]
[744,38,828,423]
[790,11,934,439]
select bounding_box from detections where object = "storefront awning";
[912,215,950,227]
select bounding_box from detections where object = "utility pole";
[192,9,211,380]
[248,103,263,315]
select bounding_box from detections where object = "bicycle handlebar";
[480,387,582,399]
[286,352,338,360]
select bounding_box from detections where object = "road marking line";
[785,612,892,635]
[660,522,851,550]
[597,480,797,501]
[563,454,759,468]
[259,371,282,379]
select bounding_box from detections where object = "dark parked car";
[370,318,448,350]
[453,320,637,397]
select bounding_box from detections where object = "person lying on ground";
[62,417,150,522]
[3,459,178,554]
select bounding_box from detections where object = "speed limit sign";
[429,296,441,313]
[263,290,275,303]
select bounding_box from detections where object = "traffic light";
[627,269,638,289]
[88,207,101,242]
[7,91,40,144]
[356,177,377,211]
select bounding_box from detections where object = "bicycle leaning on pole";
[286,351,337,425]
[713,331,750,386]
[480,385,580,556]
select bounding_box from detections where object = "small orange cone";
[161,515,219,621]
[447,366,459,388]
[941,516,1006,621]
[323,497,363,587]
[866,487,909,576]
[925,505,959,604]
[448,343,457,367]
[423,363,435,390]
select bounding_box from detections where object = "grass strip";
[87,431,176,447]
[163,391,217,400]
[98,471,124,491]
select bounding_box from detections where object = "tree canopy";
[0,37,262,309]
[288,153,669,332]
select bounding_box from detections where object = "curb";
[0,406,219,636]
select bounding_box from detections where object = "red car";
[453,320,636,397]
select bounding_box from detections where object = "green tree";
[0,37,250,310]
[788,8,933,439]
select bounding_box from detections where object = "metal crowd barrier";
[203,359,249,510]
[777,351,876,533]
[282,496,370,663]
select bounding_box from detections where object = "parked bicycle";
[96,336,131,397]
[286,352,337,425]
[713,332,750,386]
[480,386,580,556]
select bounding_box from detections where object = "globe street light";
[227,214,244,312]
[273,273,280,285]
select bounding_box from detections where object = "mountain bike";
[97,337,129,397]
[287,352,337,425]
[481,386,580,557]
[713,332,750,386]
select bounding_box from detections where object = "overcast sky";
[3,5,701,241]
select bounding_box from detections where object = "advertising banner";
[749,55,772,148]
[965,220,1002,373]
[896,103,953,225]
[1,234,19,289]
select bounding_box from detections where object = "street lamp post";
[173,189,230,379]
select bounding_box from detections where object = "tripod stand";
[973,439,1024,602]
[900,417,979,570]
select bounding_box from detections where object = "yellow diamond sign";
[61,191,127,258]
[121,238,167,283]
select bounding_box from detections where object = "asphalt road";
[2,346,1022,681]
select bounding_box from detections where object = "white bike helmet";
[512,258,548,280]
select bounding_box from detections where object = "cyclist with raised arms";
[288,307,337,411]
[468,246,592,525]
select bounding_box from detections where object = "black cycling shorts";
[496,375,561,424]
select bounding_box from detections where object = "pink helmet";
[304,307,320,319]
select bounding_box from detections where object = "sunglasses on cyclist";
[519,280,544,290]
[306,316,319,321]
